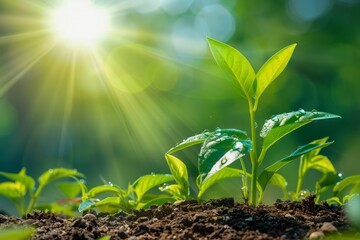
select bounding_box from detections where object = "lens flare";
[51,0,110,46]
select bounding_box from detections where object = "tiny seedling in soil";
[0,168,83,216]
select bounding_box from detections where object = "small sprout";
[0,168,84,216]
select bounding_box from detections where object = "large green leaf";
[164,154,189,198]
[198,129,252,183]
[258,141,333,193]
[261,110,341,150]
[255,43,296,107]
[0,168,35,191]
[333,175,360,196]
[207,37,256,99]
[38,168,84,189]
[167,131,210,154]
[197,167,247,199]
[133,174,174,202]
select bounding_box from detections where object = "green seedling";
[326,174,360,204]
[163,37,341,206]
[0,167,84,215]
[79,174,175,213]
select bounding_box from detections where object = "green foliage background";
[0,0,359,213]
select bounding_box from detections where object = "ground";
[0,196,357,239]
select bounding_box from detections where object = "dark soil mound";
[0,197,356,239]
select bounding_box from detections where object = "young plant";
[79,174,176,213]
[0,167,84,215]
[288,136,343,203]
[164,37,340,206]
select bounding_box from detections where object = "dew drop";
[232,141,243,150]
[48,169,53,173]
[272,116,279,122]
[311,109,318,115]
[338,172,343,178]
[108,181,113,186]
[298,108,306,114]
[221,158,227,165]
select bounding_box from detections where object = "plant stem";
[295,157,305,199]
[248,99,258,206]
[239,157,248,200]
[26,185,44,214]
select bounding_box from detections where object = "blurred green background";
[0,0,359,212]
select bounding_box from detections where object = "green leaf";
[269,173,288,199]
[57,182,82,199]
[306,155,335,174]
[167,132,210,155]
[207,37,256,99]
[92,197,122,213]
[261,110,341,150]
[0,168,35,191]
[0,226,35,240]
[198,167,247,199]
[300,137,335,176]
[159,184,184,200]
[326,196,342,205]
[0,182,26,200]
[258,141,333,193]
[164,154,189,198]
[133,174,174,202]
[198,129,252,183]
[79,199,97,212]
[333,175,360,196]
[84,185,124,199]
[38,168,84,189]
[255,43,296,106]
[317,172,342,191]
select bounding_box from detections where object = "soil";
[0,196,357,240]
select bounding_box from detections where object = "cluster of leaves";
[79,174,176,213]
[76,37,355,214]
[161,37,342,207]
[1,38,358,217]
[0,168,83,216]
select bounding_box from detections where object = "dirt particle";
[309,231,325,239]
[320,222,338,233]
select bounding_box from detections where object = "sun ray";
[0,39,58,96]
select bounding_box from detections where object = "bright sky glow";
[52,0,111,46]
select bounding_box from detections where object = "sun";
[51,0,111,46]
